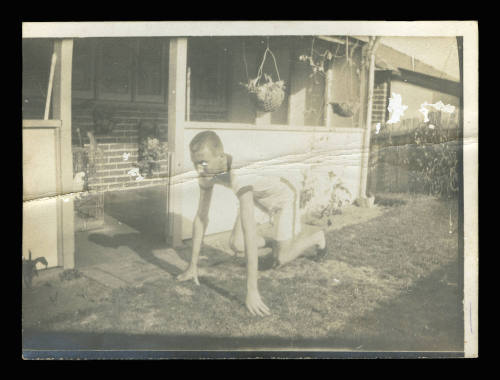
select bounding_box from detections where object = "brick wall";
[23,97,171,192]
[72,101,170,192]
[372,81,389,125]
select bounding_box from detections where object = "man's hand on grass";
[246,290,271,316]
[177,266,200,286]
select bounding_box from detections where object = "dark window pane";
[136,38,163,96]
[98,38,132,98]
[72,39,94,93]
[188,37,228,120]
[22,39,53,97]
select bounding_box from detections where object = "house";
[22,30,435,269]
[370,42,460,126]
[365,42,461,195]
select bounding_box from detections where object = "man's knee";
[229,235,244,253]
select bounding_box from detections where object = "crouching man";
[177,131,327,316]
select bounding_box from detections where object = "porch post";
[167,38,188,247]
[51,39,75,269]
[324,63,334,127]
[359,37,381,200]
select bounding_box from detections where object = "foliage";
[372,113,459,199]
[73,146,102,191]
[299,50,333,76]
[241,74,286,113]
[242,73,285,94]
[59,269,83,282]
[300,169,352,226]
[138,136,166,177]
[92,106,115,135]
[137,121,167,177]
[409,122,459,199]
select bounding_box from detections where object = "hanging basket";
[246,75,286,113]
[242,45,286,113]
[330,102,359,118]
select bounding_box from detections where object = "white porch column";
[359,37,381,200]
[51,39,75,269]
[167,38,188,247]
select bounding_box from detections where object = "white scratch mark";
[375,123,381,134]
[127,168,140,177]
[429,124,435,130]
[386,93,408,124]
[419,103,431,122]
[73,172,86,192]
[470,302,473,334]
[419,101,456,122]
[135,175,144,182]
[123,152,130,161]
[63,198,70,203]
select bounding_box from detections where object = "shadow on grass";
[22,260,464,354]
[70,188,464,353]
[88,231,246,306]
[339,260,464,352]
[21,328,463,358]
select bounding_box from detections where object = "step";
[89,169,169,184]
[88,177,170,192]
[93,158,169,168]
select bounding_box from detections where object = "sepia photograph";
[21,21,478,359]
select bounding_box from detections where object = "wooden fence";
[368,112,460,196]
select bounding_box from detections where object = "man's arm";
[177,185,213,285]
[238,190,271,316]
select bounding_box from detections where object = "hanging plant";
[329,37,361,118]
[330,102,360,117]
[299,36,334,80]
[299,50,333,76]
[241,40,286,113]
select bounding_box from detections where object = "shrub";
[300,169,352,226]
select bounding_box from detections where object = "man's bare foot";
[177,266,200,285]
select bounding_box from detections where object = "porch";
[22,34,379,270]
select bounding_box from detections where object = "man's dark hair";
[190,131,224,154]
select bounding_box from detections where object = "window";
[72,38,168,103]
[188,37,230,121]
[97,38,134,101]
[135,38,167,103]
[72,39,95,98]
[22,39,53,98]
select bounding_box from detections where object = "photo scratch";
[386,93,408,124]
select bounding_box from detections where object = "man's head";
[189,131,227,176]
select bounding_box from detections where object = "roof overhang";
[391,68,461,97]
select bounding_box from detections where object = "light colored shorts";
[235,177,301,242]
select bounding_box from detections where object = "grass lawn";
[22,193,463,352]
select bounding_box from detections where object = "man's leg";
[275,230,326,267]
[272,203,326,267]
[229,212,266,255]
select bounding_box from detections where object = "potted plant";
[137,120,166,177]
[241,43,286,113]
